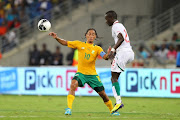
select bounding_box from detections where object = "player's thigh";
[72,72,86,87]
[111,51,134,72]
[127,50,134,63]
[86,75,104,93]
[111,54,125,73]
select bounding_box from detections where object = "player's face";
[86,30,96,43]
[105,15,113,26]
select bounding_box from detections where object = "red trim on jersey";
[113,20,119,25]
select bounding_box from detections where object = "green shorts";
[72,72,104,92]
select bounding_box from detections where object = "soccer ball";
[38,19,51,32]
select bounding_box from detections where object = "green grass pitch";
[0,95,179,120]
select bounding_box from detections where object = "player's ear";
[85,30,88,37]
[94,33,97,39]
[94,30,98,39]
[85,33,88,39]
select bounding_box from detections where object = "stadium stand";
[0,0,96,66]
[0,0,180,68]
[1,1,180,119]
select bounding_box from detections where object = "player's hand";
[108,51,115,60]
[49,32,57,39]
[107,46,111,55]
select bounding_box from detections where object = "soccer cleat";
[111,103,124,113]
[111,111,120,116]
[65,108,72,115]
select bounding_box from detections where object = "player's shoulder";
[73,40,82,43]
[94,45,103,50]
[69,40,83,44]
[94,44,101,47]
[113,22,123,28]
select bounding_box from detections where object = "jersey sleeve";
[97,46,104,55]
[67,40,81,49]
[112,24,124,37]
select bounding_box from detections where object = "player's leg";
[65,72,86,115]
[111,72,124,113]
[97,90,112,111]
[111,72,121,103]
[111,50,134,105]
[111,50,134,113]
[67,80,78,108]
[86,75,120,115]
[97,89,120,116]
[111,55,125,113]
[65,79,78,115]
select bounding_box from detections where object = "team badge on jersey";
[92,50,95,54]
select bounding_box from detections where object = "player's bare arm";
[49,32,67,46]
[113,33,124,50]
[109,33,124,60]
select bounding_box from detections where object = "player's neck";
[86,41,93,44]
[113,19,118,23]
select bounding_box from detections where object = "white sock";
[112,86,122,104]
[112,86,117,98]
[116,96,122,104]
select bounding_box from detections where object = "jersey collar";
[113,20,119,25]
[85,42,94,46]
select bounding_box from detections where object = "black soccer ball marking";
[42,19,47,23]
[39,19,47,31]
[39,24,46,31]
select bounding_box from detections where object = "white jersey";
[112,20,131,51]
[111,20,134,73]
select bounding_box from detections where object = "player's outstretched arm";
[49,32,67,46]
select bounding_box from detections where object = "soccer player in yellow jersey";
[49,28,120,116]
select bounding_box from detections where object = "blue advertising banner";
[0,68,18,92]
[0,67,97,96]
[120,68,180,98]
[0,67,180,98]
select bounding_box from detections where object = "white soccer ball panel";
[38,19,51,32]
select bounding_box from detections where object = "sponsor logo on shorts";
[75,74,79,76]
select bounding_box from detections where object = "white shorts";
[111,49,134,72]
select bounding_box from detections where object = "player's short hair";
[106,10,117,19]
[85,28,99,38]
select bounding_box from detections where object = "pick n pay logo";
[126,71,138,92]
[126,70,180,94]
[171,72,180,93]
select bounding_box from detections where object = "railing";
[129,3,180,42]
[0,0,93,54]
[128,3,180,66]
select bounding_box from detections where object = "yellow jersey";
[67,40,104,75]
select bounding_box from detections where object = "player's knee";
[98,91,103,96]
[70,81,78,90]
[111,77,118,83]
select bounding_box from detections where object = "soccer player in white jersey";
[105,10,134,113]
